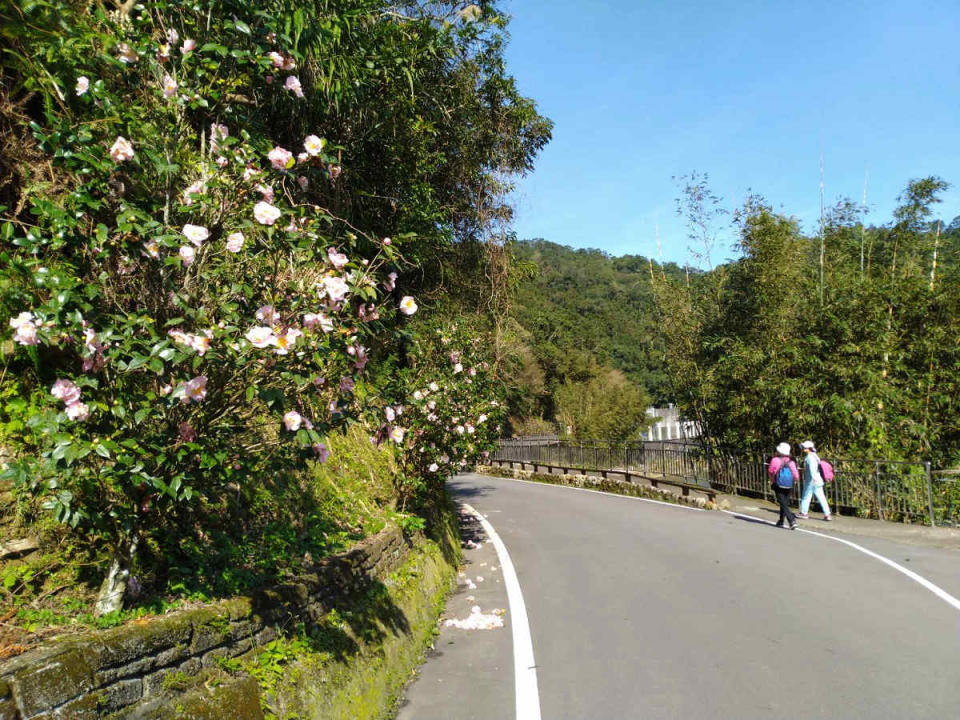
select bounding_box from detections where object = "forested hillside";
[503,239,685,439]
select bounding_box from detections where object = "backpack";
[819,460,834,482]
[775,460,794,489]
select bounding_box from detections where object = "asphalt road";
[399,473,960,720]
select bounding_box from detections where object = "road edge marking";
[477,473,705,512]
[721,509,960,612]
[462,503,542,720]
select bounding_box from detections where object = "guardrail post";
[925,461,935,528]
[660,440,666,477]
[875,461,883,520]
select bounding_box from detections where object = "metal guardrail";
[495,438,960,527]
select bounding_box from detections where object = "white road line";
[462,503,541,720]
[483,473,705,512]
[722,509,960,613]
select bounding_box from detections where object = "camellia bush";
[374,321,505,508]
[0,1,425,613]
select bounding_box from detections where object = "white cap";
[800,440,816,450]
[776,442,791,456]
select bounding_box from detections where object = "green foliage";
[654,177,960,465]
[0,0,549,615]
[555,368,651,443]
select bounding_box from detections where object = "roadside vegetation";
[0,0,550,650]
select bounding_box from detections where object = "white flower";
[427,400,436,411]
[413,390,423,401]
[283,410,302,431]
[255,305,278,325]
[385,406,396,422]
[383,271,397,292]
[304,135,325,156]
[181,38,196,53]
[253,201,281,225]
[162,74,178,98]
[225,232,244,252]
[284,75,304,98]
[182,180,204,205]
[65,401,90,421]
[327,247,348,269]
[143,240,160,259]
[76,76,90,95]
[109,136,135,163]
[478,413,487,424]
[453,362,463,374]
[51,379,82,404]
[166,29,180,45]
[466,424,475,434]
[268,51,284,68]
[178,245,195,265]
[429,382,439,392]
[399,296,418,316]
[456,425,465,435]
[274,328,302,355]
[428,463,439,472]
[184,375,207,403]
[182,224,209,246]
[320,275,349,304]
[245,326,276,348]
[268,146,294,171]
[390,426,405,443]
[210,123,229,152]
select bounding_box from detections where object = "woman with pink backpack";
[798,440,832,521]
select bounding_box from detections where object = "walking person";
[797,440,831,521]
[768,442,799,529]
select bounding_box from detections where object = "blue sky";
[502,0,960,266]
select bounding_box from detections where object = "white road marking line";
[462,503,541,720]
[722,510,960,613]
[483,473,705,511]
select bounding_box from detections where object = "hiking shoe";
[797,513,809,519]
[789,522,798,530]
[824,515,832,522]
[775,522,785,528]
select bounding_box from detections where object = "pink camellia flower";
[65,401,90,421]
[466,424,475,435]
[245,326,276,348]
[282,56,296,70]
[327,248,348,269]
[478,413,488,424]
[182,180,203,205]
[453,362,463,374]
[189,333,211,355]
[283,410,302,431]
[390,426,405,443]
[225,232,244,252]
[178,245,195,265]
[268,146,294,171]
[320,275,349,304]
[157,44,171,63]
[469,367,477,376]
[166,29,180,45]
[179,422,197,443]
[181,38,196,53]
[449,351,460,364]
[385,406,395,422]
[303,312,333,333]
[383,271,397,292]
[253,200,281,225]
[76,76,90,95]
[257,184,274,203]
[427,400,436,411]
[428,463,439,473]
[328,165,342,181]
[399,296,418,316]
[383,237,391,246]
[10,312,39,346]
[304,135,324,156]
[339,376,355,392]
[274,328,302,355]
[117,43,139,63]
[313,442,330,463]
[456,425,465,435]
[184,375,208,403]
[182,224,209,246]
[284,75,304,98]
[429,382,439,392]
[268,51,284,68]
[413,390,423,401]
[255,305,278,325]
[51,379,82,404]
[109,136,135,163]
[162,74,177,98]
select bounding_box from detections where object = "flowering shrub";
[375,321,505,505]
[0,1,418,611]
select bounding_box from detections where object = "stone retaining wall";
[0,527,409,719]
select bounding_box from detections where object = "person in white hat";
[768,442,799,529]
[797,440,831,521]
